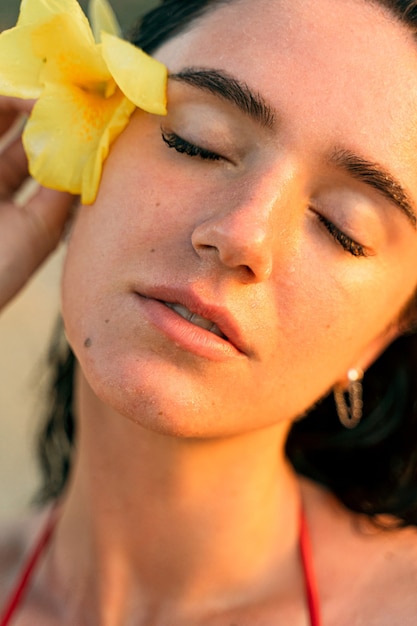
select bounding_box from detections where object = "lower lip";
[135,294,244,361]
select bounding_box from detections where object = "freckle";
[105,319,110,324]
[150,248,155,253]
[155,202,160,207]
[84,338,92,348]
[158,411,163,416]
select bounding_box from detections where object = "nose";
[191,179,280,283]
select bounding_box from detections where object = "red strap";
[2,506,319,625]
[0,508,57,626]
[300,506,322,626]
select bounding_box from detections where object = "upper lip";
[136,285,249,356]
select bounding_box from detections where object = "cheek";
[263,247,403,386]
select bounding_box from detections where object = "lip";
[134,286,249,360]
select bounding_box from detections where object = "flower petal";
[101,33,167,115]
[23,82,135,204]
[89,0,122,42]
[32,13,110,87]
[0,25,43,98]
[0,0,105,98]
[17,0,92,44]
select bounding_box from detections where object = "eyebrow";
[329,148,417,229]
[169,69,417,228]
[170,68,276,129]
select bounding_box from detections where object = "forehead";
[156,0,417,87]
[155,0,417,181]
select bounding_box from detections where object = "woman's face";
[62,0,417,437]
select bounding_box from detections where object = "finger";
[0,136,29,198]
[23,185,75,248]
[0,96,33,115]
[0,97,32,137]
[0,187,75,310]
[0,111,19,139]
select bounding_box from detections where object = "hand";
[0,96,74,311]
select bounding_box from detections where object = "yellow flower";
[0,0,167,204]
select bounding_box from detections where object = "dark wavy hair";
[36,0,417,528]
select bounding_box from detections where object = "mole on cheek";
[84,338,92,348]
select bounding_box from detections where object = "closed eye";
[161,130,222,161]
[317,214,369,258]
[160,131,369,258]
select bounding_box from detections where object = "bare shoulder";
[0,507,51,607]
[301,478,417,625]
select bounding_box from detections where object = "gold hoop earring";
[333,368,364,429]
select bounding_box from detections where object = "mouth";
[134,287,248,359]
[163,301,227,340]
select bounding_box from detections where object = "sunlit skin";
[63,0,417,439]
[3,0,417,624]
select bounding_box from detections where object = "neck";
[49,368,302,622]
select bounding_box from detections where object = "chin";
[66,314,305,440]
[74,345,243,440]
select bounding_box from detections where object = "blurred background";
[0,0,159,31]
[0,0,159,518]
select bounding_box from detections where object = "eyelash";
[160,131,367,258]
[161,130,221,161]
[317,214,367,257]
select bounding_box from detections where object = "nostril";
[199,244,218,251]
[193,242,220,256]
[240,264,256,281]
